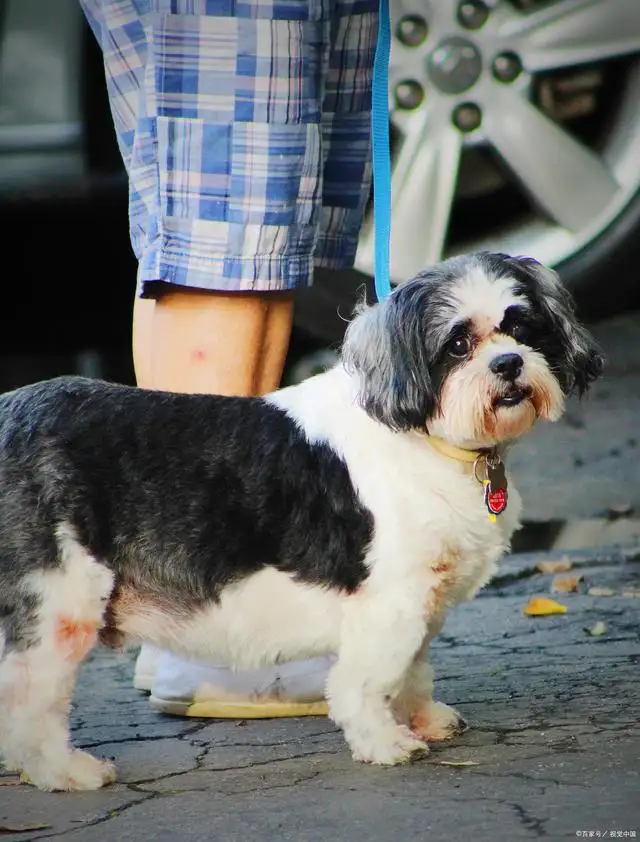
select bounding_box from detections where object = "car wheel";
[296,0,640,345]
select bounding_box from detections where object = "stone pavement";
[509,312,640,525]
[1,545,638,842]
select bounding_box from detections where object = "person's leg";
[82,0,376,717]
[133,289,294,395]
[130,289,304,703]
[136,0,377,711]
[131,291,338,717]
[82,0,338,715]
[130,290,301,699]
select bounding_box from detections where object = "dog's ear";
[505,256,605,396]
[342,284,437,430]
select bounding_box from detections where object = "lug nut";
[452,102,482,132]
[395,80,425,110]
[492,52,523,83]
[457,0,489,30]
[396,15,428,47]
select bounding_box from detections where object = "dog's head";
[342,252,604,448]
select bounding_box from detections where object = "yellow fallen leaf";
[440,760,479,767]
[536,559,573,575]
[588,586,615,597]
[584,621,607,637]
[523,596,568,616]
[551,574,582,594]
[621,589,640,598]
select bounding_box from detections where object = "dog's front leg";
[394,624,468,743]
[326,584,429,765]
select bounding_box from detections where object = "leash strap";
[371,0,393,302]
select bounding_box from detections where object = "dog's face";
[343,252,604,448]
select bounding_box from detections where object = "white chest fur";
[269,366,521,609]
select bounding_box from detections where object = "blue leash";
[371,0,393,302]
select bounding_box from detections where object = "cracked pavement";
[1,546,638,842]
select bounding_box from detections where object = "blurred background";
[1,0,639,549]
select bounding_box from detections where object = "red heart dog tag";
[485,484,507,515]
[485,459,508,516]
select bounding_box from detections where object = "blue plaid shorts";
[80,0,377,293]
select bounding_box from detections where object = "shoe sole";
[149,695,329,718]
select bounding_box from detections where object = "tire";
[557,188,640,322]
[294,199,640,346]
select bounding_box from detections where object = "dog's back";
[0,376,372,596]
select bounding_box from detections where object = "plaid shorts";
[81,0,377,294]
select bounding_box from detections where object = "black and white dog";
[0,253,603,791]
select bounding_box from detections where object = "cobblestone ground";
[1,546,638,842]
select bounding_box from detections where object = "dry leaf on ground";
[523,596,568,616]
[588,586,615,597]
[551,574,582,594]
[621,589,640,598]
[584,621,607,637]
[536,559,573,575]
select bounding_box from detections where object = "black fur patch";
[486,253,604,395]
[0,377,374,645]
[0,589,41,651]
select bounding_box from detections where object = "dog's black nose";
[490,352,523,381]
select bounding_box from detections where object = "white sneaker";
[149,651,334,718]
[133,644,163,692]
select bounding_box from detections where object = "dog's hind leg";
[0,524,116,791]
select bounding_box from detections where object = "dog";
[0,252,603,791]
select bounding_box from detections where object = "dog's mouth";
[493,385,532,409]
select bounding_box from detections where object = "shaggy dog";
[0,253,603,790]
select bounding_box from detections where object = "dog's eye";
[448,336,471,358]
[511,322,531,344]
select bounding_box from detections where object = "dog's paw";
[24,750,116,792]
[350,724,429,766]
[410,701,468,742]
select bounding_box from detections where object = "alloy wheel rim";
[355,0,640,284]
